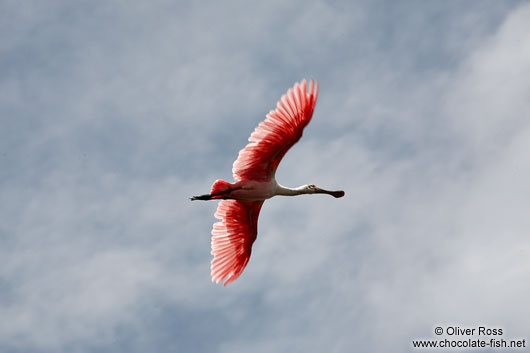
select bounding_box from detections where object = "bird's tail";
[210,179,232,195]
[190,179,233,201]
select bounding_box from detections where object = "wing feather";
[232,79,318,182]
[210,200,264,286]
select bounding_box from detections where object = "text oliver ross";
[446,327,503,336]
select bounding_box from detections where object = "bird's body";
[209,179,279,201]
[191,79,344,285]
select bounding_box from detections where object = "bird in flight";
[191,79,344,285]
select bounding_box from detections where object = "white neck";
[274,183,308,196]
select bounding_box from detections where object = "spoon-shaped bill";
[314,187,345,198]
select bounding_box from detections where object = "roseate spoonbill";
[191,79,344,285]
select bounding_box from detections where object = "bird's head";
[303,184,345,198]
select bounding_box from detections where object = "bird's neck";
[275,184,307,196]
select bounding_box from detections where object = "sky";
[1,1,530,352]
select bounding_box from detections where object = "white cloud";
[1,1,529,352]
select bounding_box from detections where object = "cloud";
[1,1,529,352]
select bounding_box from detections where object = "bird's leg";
[190,193,214,201]
[190,187,242,201]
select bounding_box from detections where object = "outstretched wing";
[232,79,319,182]
[211,200,264,285]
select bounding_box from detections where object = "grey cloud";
[1,1,529,353]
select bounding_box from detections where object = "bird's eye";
[309,184,316,189]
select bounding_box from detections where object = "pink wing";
[232,79,319,182]
[211,200,264,285]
